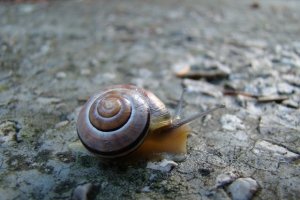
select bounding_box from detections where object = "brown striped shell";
[77,85,172,158]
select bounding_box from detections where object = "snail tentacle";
[173,89,187,122]
[167,104,226,131]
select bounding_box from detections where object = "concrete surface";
[0,0,300,199]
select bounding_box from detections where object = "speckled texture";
[0,0,300,199]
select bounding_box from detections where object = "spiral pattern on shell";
[77,86,151,158]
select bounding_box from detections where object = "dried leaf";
[256,95,289,103]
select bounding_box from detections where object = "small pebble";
[149,174,157,181]
[146,159,178,172]
[282,99,299,108]
[55,103,67,110]
[160,180,168,185]
[216,171,238,186]
[102,73,116,79]
[282,74,300,86]
[89,58,100,67]
[36,97,62,104]
[227,178,259,200]
[261,86,277,96]
[0,121,17,142]
[71,183,100,200]
[220,114,246,131]
[19,5,36,14]
[235,130,249,141]
[80,69,91,76]
[206,171,239,195]
[56,72,67,79]
[54,120,69,129]
[277,82,294,94]
[141,186,151,193]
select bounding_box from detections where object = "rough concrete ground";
[0,0,300,199]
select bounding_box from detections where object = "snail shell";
[77,84,225,161]
[77,85,173,159]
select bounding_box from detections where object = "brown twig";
[223,90,289,103]
[223,90,262,98]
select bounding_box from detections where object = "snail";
[77,85,225,161]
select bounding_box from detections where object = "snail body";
[77,85,225,161]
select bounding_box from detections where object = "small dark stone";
[198,168,212,176]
